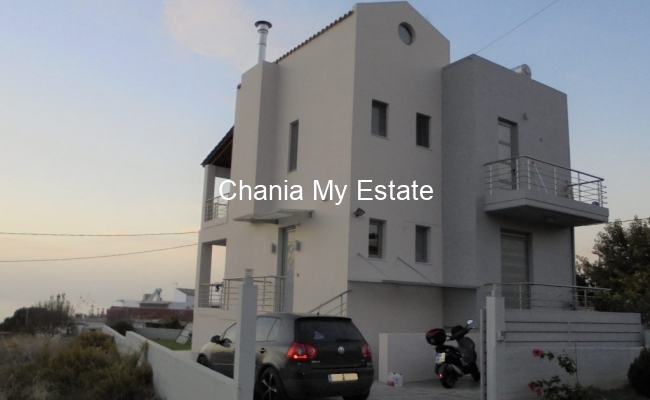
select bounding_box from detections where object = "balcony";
[198,275,284,313]
[483,156,608,226]
[204,196,229,222]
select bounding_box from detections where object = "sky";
[1,0,649,320]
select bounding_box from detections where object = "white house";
[192,1,609,372]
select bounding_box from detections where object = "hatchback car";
[197,313,374,400]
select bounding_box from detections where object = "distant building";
[107,287,195,325]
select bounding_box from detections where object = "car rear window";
[295,318,364,343]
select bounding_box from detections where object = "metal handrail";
[307,288,352,316]
[484,155,606,206]
[204,196,229,222]
[485,282,610,311]
[484,155,604,182]
[198,275,285,312]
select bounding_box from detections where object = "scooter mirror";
[467,319,474,325]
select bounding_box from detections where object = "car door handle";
[259,348,266,354]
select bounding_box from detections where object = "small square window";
[288,120,299,172]
[415,225,429,263]
[372,101,388,137]
[416,113,430,148]
[369,219,385,258]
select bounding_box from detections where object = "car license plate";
[328,373,358,382]
[436,353,445,364]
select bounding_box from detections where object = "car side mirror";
[467,319,474,326]
[210,335,221,344]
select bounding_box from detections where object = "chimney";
[255,20,272,63]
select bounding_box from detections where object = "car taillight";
[362,343,372,359]
[286,342,317,360]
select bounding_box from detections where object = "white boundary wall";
[103,325,236,400]
[135,327,182,341]
[486,295,644,400]
[103,273,258,400]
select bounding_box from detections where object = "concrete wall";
[134,327,182,341]
[442,55,575,321]
[196,7,361,316]
[378,333,435,383]
[347,281,443,379]
[348,3,449,286]
[103,326,235,400]
[485,296,644,400]
[500,346,640,399]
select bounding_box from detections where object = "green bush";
[0,332,159,400]
[628,347,650,398]
[110,320,135,336]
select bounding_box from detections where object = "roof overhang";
[233,209,313,224]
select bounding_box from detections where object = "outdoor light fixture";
[353,208,366,217]
[271,243,277,253]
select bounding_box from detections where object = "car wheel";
[197,355,209,368]
[343,390,370,400]
[258,367,287,400]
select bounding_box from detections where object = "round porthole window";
[398,23,414,45]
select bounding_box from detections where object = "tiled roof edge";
[273,10,354,64]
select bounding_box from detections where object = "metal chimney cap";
[255,20,272,29]
[512,64,532,78]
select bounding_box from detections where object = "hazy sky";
[1,0,649,320]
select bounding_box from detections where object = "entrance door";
[279,226,296,312]
[501,231,530,309]
[498,121,518,190]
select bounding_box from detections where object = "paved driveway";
[363,378,480,400]
[322,378,480,400]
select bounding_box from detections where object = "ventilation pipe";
[255,20,272,62]
[512,64,532,78]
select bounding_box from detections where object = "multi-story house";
[192,1,608,367]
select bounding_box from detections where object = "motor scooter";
[425,319,480,388]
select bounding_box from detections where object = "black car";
[197,313,374,400]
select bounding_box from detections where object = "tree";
[0,293,75,335]
[577,217,650,326]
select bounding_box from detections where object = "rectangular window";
[416,113,430,148]
[415,225,429,263]
[288,120,299,172]
[371,100,388,137]
[368,219,385,258]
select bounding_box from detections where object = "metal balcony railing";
[198,276,284,313]
[484,156,606,206]
[197,283,224,308]
[204,196,229,222]
[486,283,611,311]
[307,289,352,316]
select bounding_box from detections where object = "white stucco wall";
[348,3,449,286]
[441,55,577,321]
[347,281,444,379]
[103,326,236,400]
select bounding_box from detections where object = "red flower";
[528,382,535,391]
[532,349,543,358]
[535,388,542,396]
